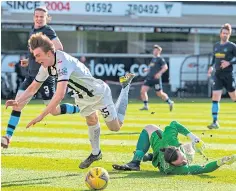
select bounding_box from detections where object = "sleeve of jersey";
[164,121,191,147]
[57,62,73,82]
[210,45,216,66]
[168,161,219,175]
[45,26,57,40]
[160,58,167,67]
[35,66,49,83]
[230,43,236,65]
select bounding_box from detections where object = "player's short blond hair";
[28,33,55,53]
[153,44,162,52]
[220,23,232,35]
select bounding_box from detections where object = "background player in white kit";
[5,33,135,169]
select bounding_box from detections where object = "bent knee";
[169,120,178,126]
[49,108,60,116]
[50,111,58,116]
[106,120,121,132]
[86,113,99,126]
[144,124,159,132]
[144,124,160,137]
[140,90,146,94]
[109,126,120,132]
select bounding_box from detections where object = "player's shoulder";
[56,50,67,60]
[228,41,236,47]
[214,41,220,47]
[158,56,166,63]
[56,50,74,62]
[43,25,56,34]
[44,25,54,30]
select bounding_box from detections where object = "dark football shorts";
[143,78,162,91]
[212,72,235,92]
[19,76,55,101]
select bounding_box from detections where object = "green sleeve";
[168,161,220,175]
[163,121,191,147]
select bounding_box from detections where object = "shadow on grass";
[109,170,165,179]
[1,173,80,188]
[197,174,217,179]
[1,181,50,188]
[109,170,217,179]
[2,151,54,156]
[103,132,140,136]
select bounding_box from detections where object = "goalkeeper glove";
[187,133,200,143]
[217,155,236,166]
[192,140,205,154]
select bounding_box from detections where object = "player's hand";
[20,59,29,67]
[26,115,44,128]
[154,73,161,79]
[220,60,230,69]
[217,155,236,166]
[5,100,18,109]
[207,67,213,77]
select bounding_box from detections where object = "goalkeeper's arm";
[168,155,236,175]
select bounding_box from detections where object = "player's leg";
[155,80,174,112]
[140,84,150,110]
[228,90,236,101]
[104,73,135,131]
[225,74,236,102]
[79,112,102,169]
[1,77,34,148]
[112,124,162,171]
[39,77,80,116]
[207,74,223,129]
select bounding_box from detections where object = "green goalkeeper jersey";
[151,121,219,175]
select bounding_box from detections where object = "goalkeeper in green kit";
[112,121,236,175]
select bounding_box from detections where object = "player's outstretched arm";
[169,155,236,175]
[165,121,201,145]
[6,80,41,109]
[26,81,68,128]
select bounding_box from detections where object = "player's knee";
[106,120,121,132]
[156,91,162,97]
[110,126,120,132]
[50,110,58,116]
[170,120,178,126]
[140,89,146,94]
[144,124,159,136]
[13,104,23,111]
[86,113,99,126]
[108,123,121,131]
[144,124,157,131]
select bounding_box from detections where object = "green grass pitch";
[1,99,236,191]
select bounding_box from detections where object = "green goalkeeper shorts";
[150,129,163,152]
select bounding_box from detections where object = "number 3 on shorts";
[100,107,110,118]
[44,86,50,94]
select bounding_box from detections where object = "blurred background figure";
[80,56,87,64]
[15,54,28,92]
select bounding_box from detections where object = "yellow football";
[85,167,109,190]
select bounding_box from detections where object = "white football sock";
[88,122,101,155]
[115,85,130,123]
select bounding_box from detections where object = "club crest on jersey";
[58,67,68,76]
[223,48,227,52]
